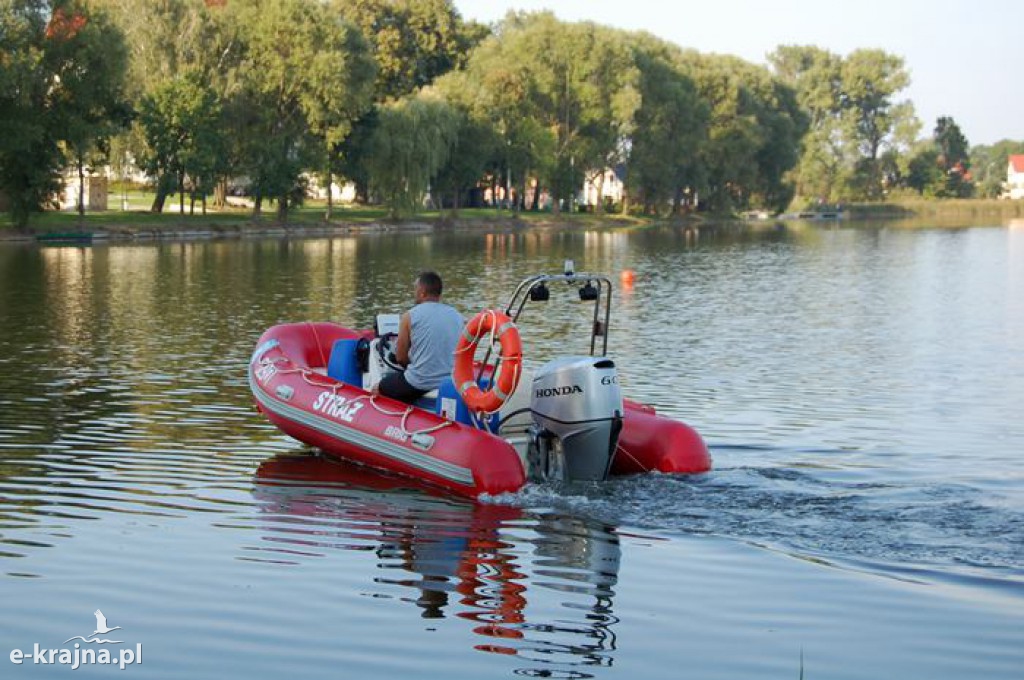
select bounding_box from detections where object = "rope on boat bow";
[253,355,451,438]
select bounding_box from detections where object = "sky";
[453,0,1022,146]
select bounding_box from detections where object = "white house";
[581,166,626,209]
[1006,154,1024,200]
[304,173,357,203]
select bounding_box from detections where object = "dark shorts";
[378,371,428,405]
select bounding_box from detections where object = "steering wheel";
[376,332,404,372]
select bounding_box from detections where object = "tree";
[332,0,484,206]
[575,26,641,213]
[335,109,378,205]
[754,82,806,211]
[139,72,223,214]
[971,140,1024,198]
[935,116,969,170]
[91,0,216,97]
[770,45,919,203]
[335,0,485,101]
[47,2,130,218]
[932,116,972,197]
[301,14,376,220]
[840,49,918,199]
[430,74,501,213]
[905,143,942,196]
[366,90,460,218]
[533,18,640,213]
[626,35,708,215]
[229,0,375,221]
[680,52,805,212]
[0,0,128,229]
[902,118,975,198]
[1,0,60,230]
[93,0,224,210]
[769,45,846,203]
[458,13,640,214]
[437,37,553,213]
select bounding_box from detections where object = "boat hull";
[250,323,527,497]
[615,400,712,475]
[249,322,710,497]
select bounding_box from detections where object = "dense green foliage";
[0,0,128,228]
[903,117,974,198]
[367,90,459,217]
[971,140,1024,198]
[139,73,224,214]
[4,0,1023,228]
[768,45,919,203]
[627,38,707,214]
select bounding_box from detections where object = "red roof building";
[1008,155,1024,199]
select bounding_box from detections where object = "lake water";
[1,220,1022,678]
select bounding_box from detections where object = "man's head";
[414,271,443,302]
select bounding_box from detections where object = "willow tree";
[333,0,485,204]
[430,71,502,213]
[367,91,460,218]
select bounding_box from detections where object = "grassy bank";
[0,192,657,240]
[845,197,1024,220]
[8,191,1021,241]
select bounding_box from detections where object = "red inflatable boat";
[249,268,710,498]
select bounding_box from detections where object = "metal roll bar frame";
[466,270,613,431]
[504,272,614,357]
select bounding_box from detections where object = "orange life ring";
[452,310,523,413]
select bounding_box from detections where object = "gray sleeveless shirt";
[404,301,465,391]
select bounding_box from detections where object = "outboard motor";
[528,356,624,482]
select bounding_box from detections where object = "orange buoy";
[620,269,635,286]
[452,310,523,413]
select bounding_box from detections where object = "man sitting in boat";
[375,271,464,404]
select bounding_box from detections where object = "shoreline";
[0,211,669,244]
[3,198,1022,244]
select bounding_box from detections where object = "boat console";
[337,262,628,483]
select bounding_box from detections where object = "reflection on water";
[252,455,620,676]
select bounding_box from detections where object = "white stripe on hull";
[250,371,475,487]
